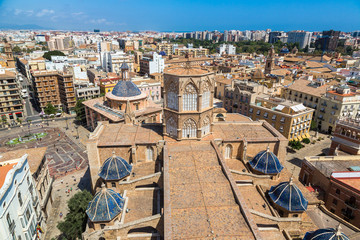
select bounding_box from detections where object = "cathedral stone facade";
[163,65,215,140]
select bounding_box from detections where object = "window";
[333,198,338,205]
[202,91,210,109]
[18,192,23,207]
[146,146,153,161]
[336,189,340,195]
[225,144,232,159]
[166,117,177,138]
[100,224,106,229]
[272,115,276,120]
[202,117,210,136]
[264,112,268,118]
[182,118,197,138]
[183,83,197,111]
[279,126,284,132]
[111,182,116,188]
[280,117,285,123]
[256,110,260,115]
[167,92,178,110]
[249,108,253,113]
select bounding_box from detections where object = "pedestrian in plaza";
[59,212,63,218]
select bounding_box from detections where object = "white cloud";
[36,9,55,17]
[72,12,84,16]
[13,9,34,17]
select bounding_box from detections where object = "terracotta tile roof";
[225,113,252,122]
[287,79,328,97]
[212,121,278,141]
[97,123,163,146]
[167,141,255,239]
[164,66,211,76]
[0,147,47,173]
[0,163,17,189]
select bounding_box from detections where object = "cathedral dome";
[269,178,308,212]
[120,62,129,70]
[86,188,125,222]
[249,147,284,174]
[111,81,142,98]
[303,227,349,240]
[253,69,265,80]
[98,154,132,180]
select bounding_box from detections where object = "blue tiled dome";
[303,227,350,240]
[99,155,132,180]
[86,188,124,222]
[280,47,290,53]
[111,81,142,98]
[249,148,284,174]
[120,62,129,70]
[269,178,308,212]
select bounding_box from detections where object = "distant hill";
[0,24,49,30]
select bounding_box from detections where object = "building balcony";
[345,200,358,209]
[341,208,355,220]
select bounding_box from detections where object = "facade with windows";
[163,65,215,140]
[249,97,314,141]
[283,80,360,133]
[0,155,42,240]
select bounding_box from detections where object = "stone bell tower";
[163,58,215,140]
[4,44,15,68]
[265,45,275,75]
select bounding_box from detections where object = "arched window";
[167,92,178,110]
[166,117,177,137]
[225,144,232,159]
[201,81,211,109]
[146,146,153,161]
[167,83,178,110]
[182,118,197,138]
[18,192,23,207]
[202,117,210,136]
[183,83,197,111]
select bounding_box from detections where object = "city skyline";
[0,0,359,31]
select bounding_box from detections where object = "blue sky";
[0,0,359,31]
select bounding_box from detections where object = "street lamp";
[65,117,69,130]
[75,125,79,139]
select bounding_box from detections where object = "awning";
[15,112,22,114]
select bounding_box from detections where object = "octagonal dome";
[99,154,132,181]
[249,147,284,174]
[86,188,124,222]
[269,177,308,212]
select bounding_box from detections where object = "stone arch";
[181,78,199,93]
[224,144,233,159]
[167,81,178,110]
[166,116,177,138]
[182,118,197,138]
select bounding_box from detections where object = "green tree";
[57,190,93,240]
[74,100,86,124]
[12,46,22,53]
[43,50,65,60]
[44,103,57,115]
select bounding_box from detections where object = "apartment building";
[74,81,100,101]
[0,155,42,240]
[32,70,76,113]
[139,52,164,75]
[0,68,24,121]
[282,78,356,133]
[223,80,265,115]
[249,97,314,141]
[156,42,173,56]
[300,155,360,229]
[58,73,76,113]
[47,36,71,51]
[174,46,209,57]
[329,118,360,155]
